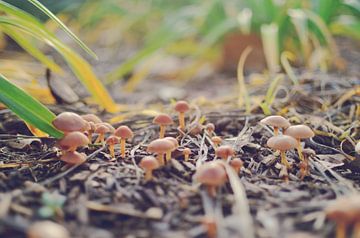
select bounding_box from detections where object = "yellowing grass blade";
[0,74,63,138]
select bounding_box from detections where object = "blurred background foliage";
[0,0,359,106]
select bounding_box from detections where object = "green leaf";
[0,74,64,138]
[27,0,98,60]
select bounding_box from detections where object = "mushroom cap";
[260,115,290,129]
[147,139,175,154]
[164,137,179,148]
[60,151,86,165]
[189,123,203,136]
[98,122,115,133]
[52,112,88,133]
[215,145,235,159]
[267,135,298,151]
[194,162,227,186]
[325,195,360,222]
[211,136,222,144]
[114,125,133,139]
[284,125,314,139]
[95,124,110,134]
[174,101,190,113]
[183,148,191,155]
[106,135,119,145]
[58,132,89,150]
[27,220,70,238]
[139,156,160,171]
[205,123,215,132]
[355,141,360,154]
[81,114,102,124]
[88,121,96,132]
[230,158,243,168]
[153,114,173,126]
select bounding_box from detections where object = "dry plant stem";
[179,112,185,131]
[120,139,126,158]
[280,151,291,169]
[296,139,304,161]
[274,126,279,136]
[159,125,166,138]
[206,185,217,197]
[336,221,346,238]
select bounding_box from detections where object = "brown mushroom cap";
[114,125,133,139]
[27,220,70,238]
[205,123,215,132]
[267,135,298,151]
[98,122,115,133]
[183,148,191,155]
[147,139,175,154]
[325,195,360,222]
[95,124,110,134]
[284,125,314,139]
[164,137,179,148]
[81,114,102,124]
[60,151,86,165]
[194,162,227,186]
[139,156,160,171]
[106,135,119,145]
[260,115,290,129]
[58,132,89,150]
[153,114,174,126]
[215,145,235,159]
[52,112,88,133]
[211,136,222,144]
[174,101,190,113]
[230,158,243,169]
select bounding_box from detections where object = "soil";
[0,38,359,238]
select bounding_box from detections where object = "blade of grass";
[280,51,298,85]
[259,74,284,115]
[27,0,98,60]
[237,46,252,114]
[0,74,63,138]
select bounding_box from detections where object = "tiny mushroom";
[164,137,179,162]
[147,139,174,165]
[260,115,291,136]
[189,123,203,136]
[211,136,222,148]
[230,158,243,174]
[60,151,86,165]
[114,126,133,158]
[215,145,235,161]
[267,135,298,170]
[194,161,227,197]
[86,121,96,142]
[183,148,191,162]
[153,114,173,138]
[52,112,88,133]
[106,135,119,158]
[58,131,89,152]
[174,100,190,131]
[94,124,110,145]
[284,125,314,161]
[139,156,160,181]
[27,220,70,238]
[98,122,115,133]
[325,195,360,238]
[81,114,102,124]
[205,123,215,135]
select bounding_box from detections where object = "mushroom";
[52,112,88,133]
[58,131,89,152]
[260,115,291,136]
[189,123,203,136]
[164,137,179,162]
[267,135,298,170]
[215,145,235,161]
[114,126,134,158]
[139,156,160,181]
[325,195,360,238]
[230,158,243,174]
[153,114,173,138]
[60,151,86,165]
[86,121,96,142]
[174,100,190,131]
[194,161,227,197]
[205,123,215,135]
[106,135,119,159]
[299,148,315,180]
[94,124,110,145]
[284,125,314,161]
[98,122,115,133]
[201,216,217,238]
[147,139,174,166]
[183,148,191,162]
[81,114,102,124]
[27,220,70,238]
[211,136,222,148]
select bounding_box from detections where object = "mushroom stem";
[87,132,93,142]
[159,125,166,138]
[144,170,153,181]
[274,126,279,136]
[109,144,115,158]
[120,139,126,158]
[68,146,77,152]
[206,185,217,197]
[157,153,164,166]
[296,139,304,161]
[166,151,171,163]
[184,154,189,162]
[336,221,346,238]
[280,151,291,169]
[95,134,104,144]
[178,112,185,131]
[353,221,360,238]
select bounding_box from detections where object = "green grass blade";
[0,74,64,138]
[27,0,98,60]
